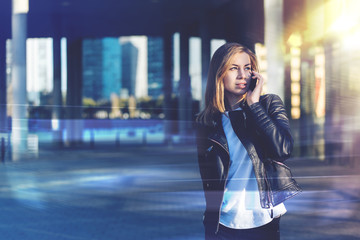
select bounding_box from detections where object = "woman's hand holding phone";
[246,71,264,106]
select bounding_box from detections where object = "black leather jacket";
[196,94,301,236]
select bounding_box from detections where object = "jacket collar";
[206,98,248,154]
[208,112,229,154]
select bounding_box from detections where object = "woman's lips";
[236,83,247,88]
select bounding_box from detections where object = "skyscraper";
[82,37,121,101]
[147,37,163,98]
[82,39,103,101]
[120,36,148,99]
[120,41,138,98]
[102,38,122,98]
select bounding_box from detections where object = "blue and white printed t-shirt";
[219,108,286,229]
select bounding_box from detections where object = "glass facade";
[82,38,122,101]
[147,37,163,99]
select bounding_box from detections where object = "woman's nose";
[237,69,246,79]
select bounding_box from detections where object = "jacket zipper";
[242,111,247,128]
[242,110,272,209]
[208,138,229,155]
[263,168,275,219]
[262,167,272,209]
[208,138,230,233]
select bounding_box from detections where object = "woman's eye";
[230,67,238,71]
[245,67,251,71]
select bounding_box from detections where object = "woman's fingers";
[247,71,264,105]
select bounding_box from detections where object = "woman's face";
[223,52,252,100]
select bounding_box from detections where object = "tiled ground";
[0,146,359,239]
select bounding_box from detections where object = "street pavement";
[0,145,359,240]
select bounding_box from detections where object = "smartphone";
[248,73,257,91]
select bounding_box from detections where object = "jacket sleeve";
[246,94,293,161]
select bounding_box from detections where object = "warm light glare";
[315,54,324,66]
[291,108,301,119]
[314,47,326,118]
[291,69,300,82]
[291,95,300,107]
[255,43,267,56]
[287,33,302,47]
[290,47,301,82]
[315,68,324,79]
[289,45,301,120]
[254,43,268,92]
[328,15,359,34]
[342,29,360,50]
[261,73,268,94]
[260,61,267,71]
[291,82,301,95]
[291,58,300,69]
[290,47,300,56]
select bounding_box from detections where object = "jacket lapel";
[207,113,229,155]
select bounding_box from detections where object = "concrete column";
[11,0,28,160]
[324,41,342,163]
[264,0,284,99]
[65,38,83,147]
[200,20,211,110]
[0,38,7,133]
[163,29,173,145]
[299,59,315,157]
[52,37,63,146]
[178,29,192,142]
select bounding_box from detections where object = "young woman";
[196,43,301,240]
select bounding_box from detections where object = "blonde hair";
[197,43,259,126]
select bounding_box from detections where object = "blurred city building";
[147,37,164,99]
[0,0,359,164]
[120,36,148,99]
[82,39,103,101]
[120,40,138,98]
[282,0,360,166]
[82,38,122,101]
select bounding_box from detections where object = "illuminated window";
[255,43,267,93]
[291,108,301,119]
[291,82,301,94]
[290,46,301,119]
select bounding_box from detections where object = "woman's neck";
[226,94,243,111]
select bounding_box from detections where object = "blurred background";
[0,0,360,239]
[0,0,359,162]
